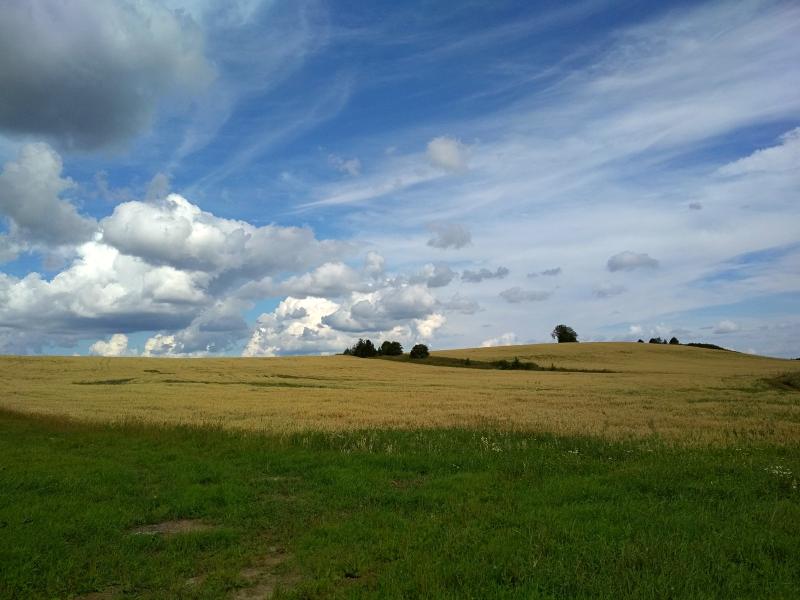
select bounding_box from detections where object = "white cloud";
[242,296,350,357]
[415,313,445,339]
[411,263,458,288]
[143,334,179,357]
[718,128,800,176]
[101,193,348,275]
[364,251,385,279]
[323,285,438,333]
[0,143,96,246]
[713,320,739,334]
[499,287,551,303]
[0,0,213,149]
[427,222,471,249]
[427,136,469,172]
[328,154,362,176]
[481,332,517,347]
[89,333,129,357]
[607,251,659,272]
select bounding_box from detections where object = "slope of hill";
[0,343,798,444]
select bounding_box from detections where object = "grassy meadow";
[1,342,799,598]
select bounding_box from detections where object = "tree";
[409,344,430,359]
[380,340,403,356]
[669,337,680,345]
[551,324,578,343]
[346,338,378,358]
[648,337,664,344]
[637,339,644,343]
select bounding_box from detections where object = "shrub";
[409,344,430,359]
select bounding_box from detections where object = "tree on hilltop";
[409,344,430,359]
[380,340,403,356]
[551,324,578,343]
[345,338,378,358]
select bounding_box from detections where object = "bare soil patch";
[233,546,300,599]
[130,519,214,536]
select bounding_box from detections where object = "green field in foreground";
[1,410,798,599]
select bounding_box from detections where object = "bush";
[551,324,578,343]
[409,344,430,359]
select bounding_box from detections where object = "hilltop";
[1,342,797,444]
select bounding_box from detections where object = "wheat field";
[1,343,798,444]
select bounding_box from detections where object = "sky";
[0,0,798,358]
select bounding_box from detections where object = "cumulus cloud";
[242,296,357,357]
[328,154,362,176]
[713,320,739,334]
[416,263,458,288]
[89,333,129,357]
[279,262,370,298]
[322,285,438,333]
[0,143,96,246]
[461,266,509,283]
[426,136,468,172]
[0,0,213,149]
[101,193,348,276]
[363,251,385,279]
[499,287,551,303]
[427,222,471,249]
[606,251,659,272]
[481,332,517,347]
[593,282,627,298]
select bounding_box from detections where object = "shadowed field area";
[1,343,799,444]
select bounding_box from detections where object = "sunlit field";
[1,343,799,444]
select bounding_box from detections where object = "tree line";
[343,339,430,359]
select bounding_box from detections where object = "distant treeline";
[637,337,729,351]
[344,338,430,359]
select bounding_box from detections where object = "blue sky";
[0,0,798,357]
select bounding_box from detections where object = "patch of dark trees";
[344,338,429,359]
[636,337,729,351]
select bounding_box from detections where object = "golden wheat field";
[1,342,799,444]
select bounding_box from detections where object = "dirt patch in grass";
[74,586,121,599]
[130,519,214,536]
[233,546,300,599]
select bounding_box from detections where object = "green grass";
[1,410,799,599]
